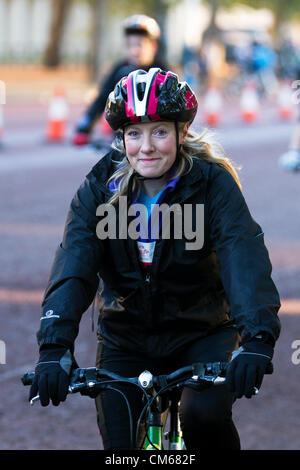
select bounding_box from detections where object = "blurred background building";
[0,0,300,82]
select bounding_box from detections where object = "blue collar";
[108,164,180,201]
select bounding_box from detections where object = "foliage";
[75,0,180,17]
[219,0,300,21]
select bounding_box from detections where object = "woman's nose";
[140,135,155,153]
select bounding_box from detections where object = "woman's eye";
[127,130,139,138]
[153,128,167,136]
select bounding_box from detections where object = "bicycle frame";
[143,389,183,450]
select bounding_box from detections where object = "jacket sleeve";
[37,178,105,352]
[85,62,137,127]
[207,164,281,344]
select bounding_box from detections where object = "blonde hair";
[107,124,241,205]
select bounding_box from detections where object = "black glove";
[226,336,274,399]
[29,345,76,407]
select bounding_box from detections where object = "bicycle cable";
[135,371,222,449]
[104,385,135,449]
[90,376,153,450]
[135,377,191,449]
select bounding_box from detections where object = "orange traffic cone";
[46,86,68,142]
[240,81,259,123]
[277,80,294,120]
[203,86,223,127]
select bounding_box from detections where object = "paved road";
[0,102,299,450]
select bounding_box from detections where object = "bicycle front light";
[138,370,153,389]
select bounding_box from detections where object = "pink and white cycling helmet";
[105,68,198,131]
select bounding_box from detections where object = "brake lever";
[188,375,259,395]
[30,395,40,406]
[30,382,77,405]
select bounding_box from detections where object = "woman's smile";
[138,157,161,162]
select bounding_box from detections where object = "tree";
[201,0,300,47]
[202,0,223,43]
[87,0,109,82]
[41,0,178,74]
[42,0,73,67]
[220,0,300,44]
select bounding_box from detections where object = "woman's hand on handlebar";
[226,340,274,399]
[29,345,76,406]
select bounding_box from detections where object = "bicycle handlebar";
[22,360,273,405]
[21,361,227,388]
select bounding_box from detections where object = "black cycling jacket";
[37,150,281,357]
[76,57,168,134]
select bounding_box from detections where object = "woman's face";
[124,121,186,179]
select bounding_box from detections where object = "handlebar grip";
[21,372,35,386]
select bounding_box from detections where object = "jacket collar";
[167,157,209,204]
[89,151,210,203]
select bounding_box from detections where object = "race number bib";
[137,241,156,267]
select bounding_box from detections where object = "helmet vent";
[137,82,146,101]
[165,76,176,92]
[156,83,163,98]
[120,84,128,101]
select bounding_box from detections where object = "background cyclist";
[278,107,300,171]
[72,14,168,146]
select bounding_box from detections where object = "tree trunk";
[42,0,72,68]
[88,0,106,82]
[152,0,169,62]
[269,0,286,48]
[202,0,221,43]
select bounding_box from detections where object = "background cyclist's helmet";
[105,67,198,131]
[123,14,161,40]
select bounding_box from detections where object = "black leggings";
[94,327,241,450]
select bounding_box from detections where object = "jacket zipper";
[144,271,153,328]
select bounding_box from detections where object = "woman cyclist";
[30,68,281,450]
